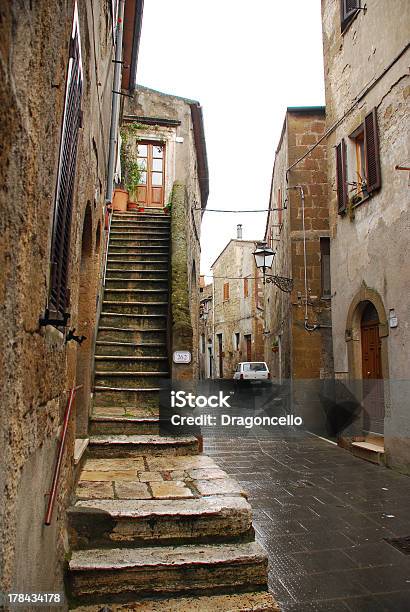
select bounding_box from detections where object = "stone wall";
[264,109,333,383]
[321,0,410,470]
[124,87,205,379]
[212,240,265,379]
[0,0,113,599]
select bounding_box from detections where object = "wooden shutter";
[341,0,360,30]
[364,108,381,194]
[336,139,348,214]
[49,6,83,322]
[223,282,229,301]
[243,277,249,298]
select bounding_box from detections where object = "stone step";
[107,256,168,265]
[70,591,278,611]
[102,301,168,316]
[95,341,167,357]
[95,356,169,373]
[109,238,170,247]
[110,228,170,235]
[93,387,160,409]
[96,327,166,344]
[112,212,169,219]
[105,278,168,290]
[110,223,170,231]
[108,247,168,264]
[104,289,168,302]
[94,371,168,389]
[68,541,268,601]
[106,268,168,278]
[108,249,169,257]
[90,414,160,436]
[87,434,199,458]
[99,313,167,330]
[68,495,253,549]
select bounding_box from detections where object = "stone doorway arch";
[345,286,389,436]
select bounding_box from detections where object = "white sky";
[136,0,325,277]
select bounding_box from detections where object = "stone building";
[321,0,410,469]
[263,108,333,384]
[121,85,209,379]
[211,229,265,379]
[199,278,213,379]
[1,8,276,606]
[0,0,143,600]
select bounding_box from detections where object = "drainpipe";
[105,0,125,204]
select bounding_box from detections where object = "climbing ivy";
[120,122,145,199]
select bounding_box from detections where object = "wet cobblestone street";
[204,430,410,611]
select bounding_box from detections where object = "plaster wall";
[0,0,113,599]
[321,0,410,469]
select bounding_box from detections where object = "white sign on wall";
[173,350,191,364]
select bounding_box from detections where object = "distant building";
[199,278,213,379]
[263,107,333,383]
[122,85,209,378]
[321,0,410,468]
[211,228,265,379]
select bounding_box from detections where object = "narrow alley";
[206,431,410,611]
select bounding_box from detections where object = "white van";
[233,362,270,381]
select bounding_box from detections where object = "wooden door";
[136,142,165,207]
[245,334,252,361]
[361,303,384,434]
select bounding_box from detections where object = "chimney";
[237,224,243,240]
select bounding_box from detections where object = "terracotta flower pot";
[112,188,128,212]
[127,201,139,211]
[137,206,145,212]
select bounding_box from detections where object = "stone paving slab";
[71,591,279,611]
[205,432,410,611]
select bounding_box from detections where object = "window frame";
[43,1,83,328]
[223,282,230,301]
[320,237,331,299]
[340,0,361,34]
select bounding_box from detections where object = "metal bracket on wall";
[265,275,294,293]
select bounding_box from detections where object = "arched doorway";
[75,204,93,436]
[361,302,384,435]
[345,287,389,438]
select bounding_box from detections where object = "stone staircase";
[66,210,278,611]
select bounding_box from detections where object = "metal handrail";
[44,385,82,526]
[102,206,113,287]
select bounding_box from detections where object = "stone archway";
[345,285,389,381]
[345,286,389,437]
[75,204,94,436]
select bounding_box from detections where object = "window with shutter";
[243,277,249,298]
[364,108,381,194]
[341,0,361,32]
[336,139,348,214]
[320,238,331,298]
[47,3,83,326]
[223,282,230,301]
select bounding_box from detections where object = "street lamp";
[253,243,294,293]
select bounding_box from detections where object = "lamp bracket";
[265,275,294,293]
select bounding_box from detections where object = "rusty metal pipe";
[44,385,82,526]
